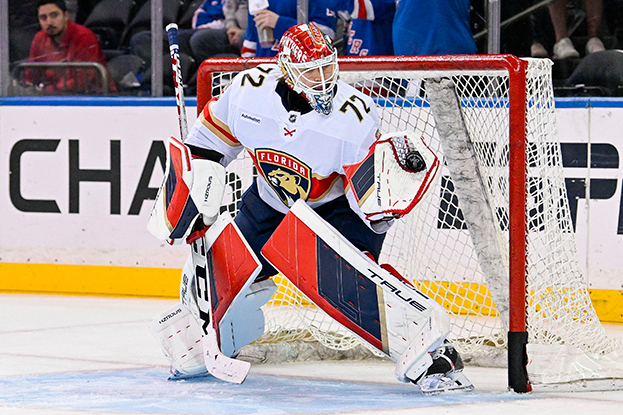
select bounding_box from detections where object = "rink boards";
[0,96,622,322]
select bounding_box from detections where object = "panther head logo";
[268,168,306,198]
[255,149,311,207]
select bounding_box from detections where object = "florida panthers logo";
[255,149,311,207]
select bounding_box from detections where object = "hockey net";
[196,55,623,388]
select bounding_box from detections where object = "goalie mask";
[277,23,339,116]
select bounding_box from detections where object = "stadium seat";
[107,53,148,93]
[178,0,204,29]
[143,53,196,96]
[124,0,182,46]
[84,0,136,51]
[566,50,623,96]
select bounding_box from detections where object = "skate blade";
[167,367,210,381]
[418,370,474,395]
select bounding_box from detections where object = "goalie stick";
[151,23,249,383]
[166,23,189,142]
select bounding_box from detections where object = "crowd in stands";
[7,0,623,97]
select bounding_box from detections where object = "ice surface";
[1,294,623,415]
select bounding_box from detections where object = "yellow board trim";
[588,288,623,324]
[416,281,499,317]
[0,263,180,298]
[1,263,622,324]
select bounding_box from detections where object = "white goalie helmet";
[277,23,339,115]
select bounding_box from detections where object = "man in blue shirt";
[392,0,477,55]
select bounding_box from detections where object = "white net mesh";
[205,57,623,381]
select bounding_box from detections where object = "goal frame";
[196,55,532,392]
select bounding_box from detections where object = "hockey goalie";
[147,22,472,394]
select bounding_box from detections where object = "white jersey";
[186,63,380,225]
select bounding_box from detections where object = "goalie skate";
[416,340,474,394]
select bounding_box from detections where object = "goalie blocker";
[147,136,226,244]
[261,200,472,392]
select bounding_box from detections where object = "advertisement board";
[1,97,622,320]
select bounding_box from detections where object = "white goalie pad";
[180,244,277,359]
[261,199,451,383]
[344,131,440,222]
[218,278,277,357]
[168,213,276,383]
[183,214,276,357]
[147,136,226,244]
[149,303,207,378]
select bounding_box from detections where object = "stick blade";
[202,330,250,384]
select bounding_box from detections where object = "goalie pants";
[235,180,387,278]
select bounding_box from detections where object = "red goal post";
[195,55,623,392]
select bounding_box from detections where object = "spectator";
[190,0,249,63]
[530,3,555,58]
[241,0,339,57]
[549,0,605,59]
[130,1,247,66]
[392,0,477,55]
[338,0,396,56]
[336,1,400,97]
[27,0,116,94]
